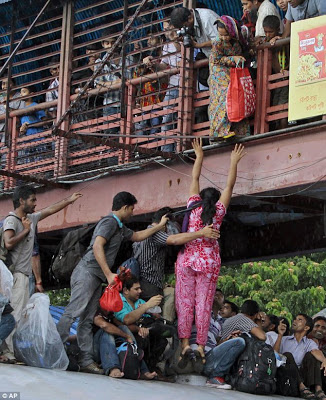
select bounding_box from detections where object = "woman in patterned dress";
[209,15,250,140]
[175,138,246,368]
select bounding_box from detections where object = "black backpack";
[229,335,277,395]
[117,342,144,380]
[50,216,116,282]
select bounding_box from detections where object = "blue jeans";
[203,337,246,378]
[161,88,179,152]
[0,314,15,345]
[93,325,149,375]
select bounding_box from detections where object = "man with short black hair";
[57,192,168,374]
[114,276,167,373]
[220,299,267,342]
[310,316,326,352]
[2,185,82,361]
[170,7,219,57]
[220,300,239,319]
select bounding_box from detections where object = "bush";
[46,288,71,306]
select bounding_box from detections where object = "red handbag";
[227,66,256,122]
[99,277,123,312]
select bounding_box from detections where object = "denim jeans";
[161,88,179,152]
[203,337,246,378]
[0,314,15,346]
[93,325,149,375]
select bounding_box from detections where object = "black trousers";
[284,351,326,389]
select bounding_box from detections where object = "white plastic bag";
[0,259,13,300]
[13,293,69,370]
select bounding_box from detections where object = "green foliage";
[219,253,326,322]
[46,288,71,306]
[166,252,326,323]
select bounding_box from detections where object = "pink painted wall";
[1,128,325,232]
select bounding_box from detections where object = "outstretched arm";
[131,215,169,242]
[39,193,82,221]
[189,138,203,197]
[219,144,246,209]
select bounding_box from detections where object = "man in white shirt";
[170,7,219,57]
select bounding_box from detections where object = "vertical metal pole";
[54,0,74,177]
[119,0,129,163]
[4,1,16,145]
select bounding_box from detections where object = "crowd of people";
[1,136,326,399]
[1,0,326,164]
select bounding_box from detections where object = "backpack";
[117,342,144,380]
[0,215,22,272]
[275,364,300,397]
[50,215,117,282]
[229,334,277,395]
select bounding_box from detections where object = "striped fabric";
[133,226,169,289]
[190,312,223,353]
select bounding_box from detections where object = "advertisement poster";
[288,15,326,122]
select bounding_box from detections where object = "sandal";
[300,388,317,399]
[315,390,326,400]
[192,349,206,373]
[177,347,194,369]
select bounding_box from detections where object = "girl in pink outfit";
[175,138,246,367]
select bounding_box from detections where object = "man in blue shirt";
[114,276,167,372]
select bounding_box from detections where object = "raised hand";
[192,137,203,159]
[230,144,246,164]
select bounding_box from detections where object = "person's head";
[122,276,142,302]
[20,85,36,99]
[220,300,239,318]
[216,16,245,47]
[1,77,15,92]
[288,0,305,8]
[292,314,314,336]
[112,191,137,221]
[199,187,221,225]
[12,185,37,212]
[312,316,326,340]
[241,0,255,12]
[276,0,289,12]
[86,44,101,64]
[152,207,173,224]
[263,15,280,41]
[170,7,193,30]
[217,21,232,43]
[213,288,225,309]
[101,28,121,55]
[261,314,279,333]
[241,299,260,318]
[163,21,176,41]
[148,34,162,48]
[48,56,60,77]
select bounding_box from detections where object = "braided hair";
[199,187,221,225]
